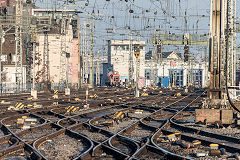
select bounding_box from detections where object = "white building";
[31,9,80,89]
[145,51,208,88]
[105,39,208,88]
[106,40,146,83]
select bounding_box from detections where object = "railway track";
[0,88,220,159]
[0,143,44,160]
[15,123,62,144]
[2,113,46,134]
[91,107,154,134]
[34,129,93,160]
[109,135,139,156]
[150,91,240,159]
[34,110,66,123]
[121,123,155,143]
[0,135,19,152]
[69,123,113,143]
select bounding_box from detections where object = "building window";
[169,69,184,87]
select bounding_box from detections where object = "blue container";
[162,77,169,87]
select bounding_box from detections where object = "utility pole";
[15,0,24,92]
[0,25,2,94]
[134,44,140,97]
[128,31,133,87]
[83,18,88,84]
[30,24,37,99]
[43,30,50,90]
[59,6,67,87]
[96,50,100,86]
[89,16,94,88]
[78,22,82,89]
[25,2,32,92]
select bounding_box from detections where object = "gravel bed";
[38,135,87,160]
[64,107,107,116]
[103,119,137,134]
[20,128,58,142]
[6,118,42,133]
[35,113,60,123]
[74,128,109,142]
[113,142,132,155]
[2,150,27,160]
[96,110,152,134]
[0,143,11,151]
[136,151,164,160]
[156,139,231,159]
[144,121,163,128]
[124,126,153,142]
[184,123,240,138]
[3,156,27,160]
[93,155,115,160]
[0,130,5,137]
[128,111,152,119]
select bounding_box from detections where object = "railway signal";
[184,45,189,62]
[134,44,141,59]
[157,44,161,53]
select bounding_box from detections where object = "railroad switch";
[52,102,58,105]
[66,106,80,115]
[106,99,115,103]
[52,94,58,99]
[135,110,143,114]
[89,94,98,98]
[195,152,208,157]
[17,116,37,130]
[209,150,221,157]
[192,140,201,148]
[175,140,190,149]
[209,143,219,150]
[174,132,181,140]
[174,93,181,97]
[9,103,29,110]
[75,98,80,101]
[141,92,148,96]
[167,134,176,141]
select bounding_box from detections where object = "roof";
[162,51,182,59]
[145,51,182,60]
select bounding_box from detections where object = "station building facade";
[105,39,208,88]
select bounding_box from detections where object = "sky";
[35,0,239,60]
